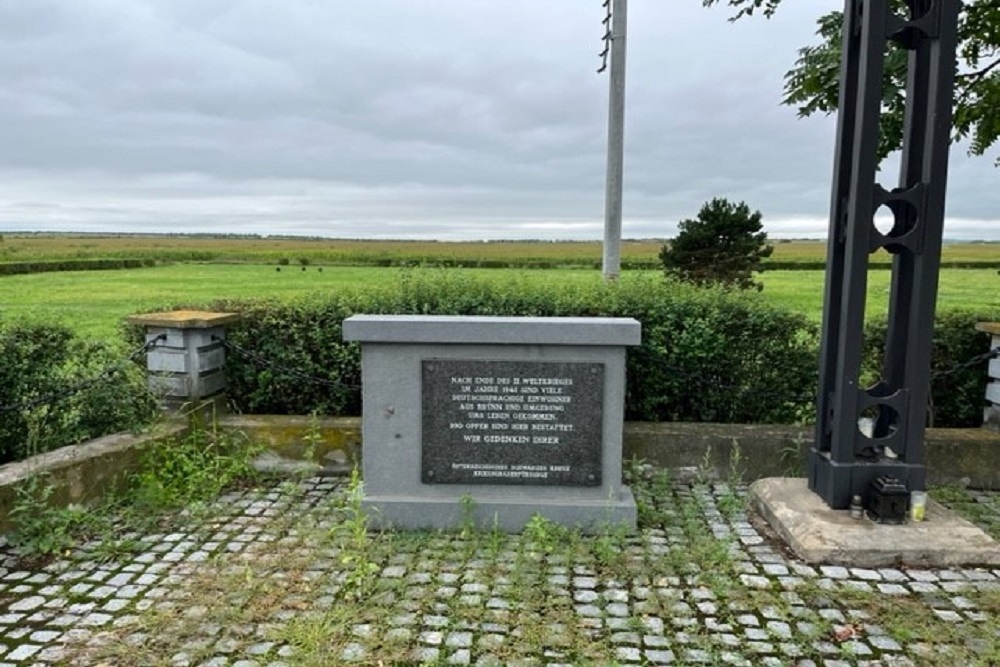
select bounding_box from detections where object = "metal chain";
[930,346,1000,380]
[7,334,987,416]
[633,345,1000,406]
[217,337,362,391]
[631,348,816,405]
[0,335,165,414]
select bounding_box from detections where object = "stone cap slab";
[976,322,1000,336]
[128,310,241,329]
[343,315,641,346]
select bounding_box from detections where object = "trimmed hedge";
[208,272,820,424]
[0,257,156,276]
[862,309,998,428]
[0,319,158,463]
[112,271,995,429]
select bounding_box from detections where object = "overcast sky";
[0,0,997,240]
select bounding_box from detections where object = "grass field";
[3,233,1000,267]
[3,263,998,340]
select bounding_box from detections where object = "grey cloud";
[0,0,995,239]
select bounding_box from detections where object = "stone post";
[976,322,1000,431]
[127,310,240,412]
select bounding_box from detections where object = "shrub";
[0,319,158,463]
[0,258,155,276]
[660,198,774,290]
[208,272,819,423]
[863,309,998,428]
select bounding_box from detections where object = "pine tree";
[659,198,773,290]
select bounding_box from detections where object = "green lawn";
[2,264,998,340]
[0,265,601,339]
[758,268,1000,321]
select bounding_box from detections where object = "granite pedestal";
[343,315,640,532]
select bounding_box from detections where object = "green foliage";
[330,467,380,600]
[0,319,158,463]
[8,425,262,561]
[863,309,999,428]
[705,0,1000,165]
[131,425,262,510]
[200,271,818,424]
[659,198,774,291]
[0,257,155,276]
[7,474,97,558]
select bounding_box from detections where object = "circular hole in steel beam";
[858,404,900,440]
[872,199,919,239]
[903,0,932,21]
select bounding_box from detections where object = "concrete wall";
[225,416,1000,489]
[0,424,186,534]
[4,417,1000,533]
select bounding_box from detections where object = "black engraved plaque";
[421,359,604,485]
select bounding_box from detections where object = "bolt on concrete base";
[749,477,1000,568]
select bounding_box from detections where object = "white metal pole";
[602,0,627,281]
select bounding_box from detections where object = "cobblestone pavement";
[1,475,999,666]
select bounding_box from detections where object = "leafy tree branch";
[704,0,1000,165]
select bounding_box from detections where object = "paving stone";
[941,581,972,593]
[419,631,443,646]
[877,583,910,595]
[869,635,903,651]
[746,641,774,654]
[413,647,440,662]
[766,620,792,640]
[8,595,45,612]
[447,648,472,665]
[740,574,771,588]
[819,566,850,579]
[606,602,629,617]
[818,609,846,622]
[611,631,641,646]
[606,617,631,631]
[29,630,62,643]
[644,648,675,664]
[840,640,872,656]
[107,572,134,586]
[843,580,874,593]
[0,476,997,665]
[445,632,473,648]
[7,644,41,661]
[932,608,964,622]
[909,581,939,593]
[878,568,909,582]
[615,646,641,662]
[340,643,366,661]
[48,612,82,627]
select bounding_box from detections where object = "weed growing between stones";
[7,474,97,559]
[6,423,262,564]
[17,461,1000,666]
[329,467,380,601]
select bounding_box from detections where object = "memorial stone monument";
[343,315,640,532]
